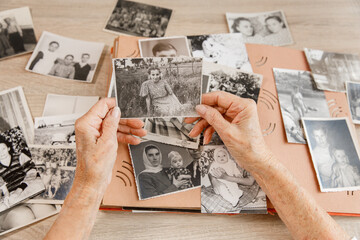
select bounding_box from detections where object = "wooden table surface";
[1,0,360,239]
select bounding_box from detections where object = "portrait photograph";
[129,140,201,200]
[304,48,360,92]
[0,127,45,214]
[346,81,360,124]
[27,145,77,204]
[302,118,360,192]
[104,0,172,38]
[139,36,191,57]
[0,86,34,143]
[200,145,267,214]
[273,68,330,144]
[226,10,293,46]
[0,7,37,60]
[187,33,252,72]
[25,31,104,82]
[113,57,203,118]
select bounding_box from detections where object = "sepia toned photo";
[273,68,330,144]
[187,33,252,72]
[226,10,293,46]
[0,7,37,60]
[139,36,191,57]
[0,86,34,143]
[25,31,104,82]
[200,145,267,214]
[346,81,360,124]
[104,0,172,38]
[304,48,360,92]
[129,140,201,200]
[113,57,203,118]
[302,118,360,192]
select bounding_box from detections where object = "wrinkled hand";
[74,98,146,193]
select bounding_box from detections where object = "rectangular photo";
[0,127,45,214]
[302,118,360,192]
[104,0,172,38]
[143,117,200,149]
[0,7,37,60]
[25,31,104,82]
[273,68,330,144]
[200,145,267,214]
[187,33,252,72]
[0,86,34,143]
[346,81,360,124]
[304,48,360,92]
[0,203,60,236]
[226,10,293,46]
[27,145,76,204]
[139,36,191,57]
[129,140,201,200]
[113,57,203,118]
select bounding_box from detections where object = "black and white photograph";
[0,127,45,213]
[104,0,172,38]
[206,63,263,103]
[34,113,80,146]
[139,36,191,57]
[25,31,104,82]
[200,145,267,214]
[113,57,203,118]
[129,140,201,200]
[273,68,330,144]
[107,73,116,98]
[0,203,60,236]
[304,48,360,92]
[143,117,200,149]
[188,33,252,72]
[346,81,360,124]
[226,10,293,46]
[42,94,99,117]
[0,86,34,144]
[27,145,76,204]
[302,118,360,192]
[0,7,37,60]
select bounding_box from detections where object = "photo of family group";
[303,118,360,192]
[104,0,172,38]
[200,146,267,214]
[139,36,191,57]
[129,141,201,200]
[226,10,293,46]
[347,81,360,124]
[25,31,104,82]
[0,7,37,60]
[113,57,203,118]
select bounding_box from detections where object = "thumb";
[195,105,231,133]
[99,107,121,144]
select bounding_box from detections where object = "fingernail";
[195,105,207,115]
[112,107,120,118]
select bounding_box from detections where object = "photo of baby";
[139,36,191,57]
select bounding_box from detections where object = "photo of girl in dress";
[113,57,202,118]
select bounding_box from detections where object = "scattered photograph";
[139,36,191,57]
[187,33,252,72]
[273,68,330,144]
[302,118,360,192]
[0,127,45,214]
[206,64,263,103]
[143,117,200,149]
[226,10,293,46]
[304,48,360,92]
[42,94,99,117]
[0,203,60,236]
[107,73,116,98]
[0,7,37,60]
[0,86,34,144]
[200,145,267,214]
[34,113,80,146]
[129,140,201,200]
[25,31,104,82]
[347,81,360,124]
[27,145,76,204]
[113,57,203,118]
[104,0,172,38]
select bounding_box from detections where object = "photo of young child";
[165,151,194,190]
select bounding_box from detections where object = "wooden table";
[1,0,360,239]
